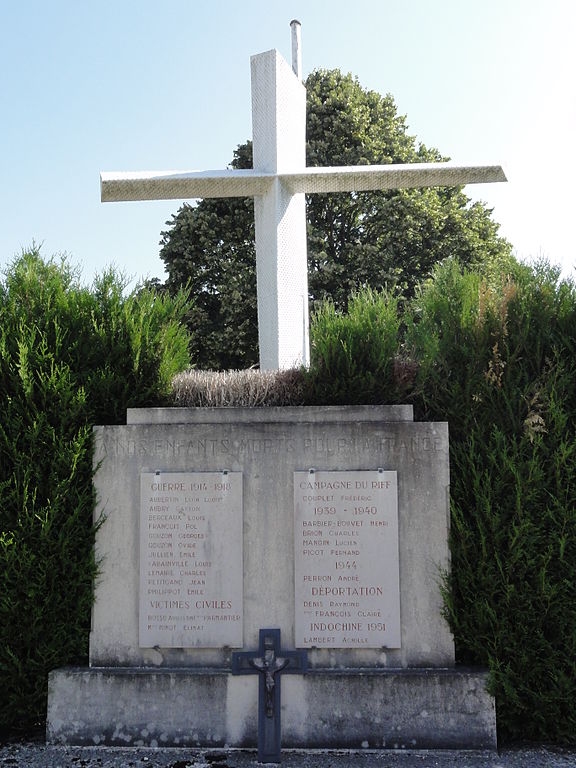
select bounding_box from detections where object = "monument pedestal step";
[47,666,496,750]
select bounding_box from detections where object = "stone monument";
[47,405,496,751]
[47,23,501,754]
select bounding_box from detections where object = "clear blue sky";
[1,0,575,287]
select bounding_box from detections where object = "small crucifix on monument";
[101,20,507,371]
[232,628,307,763]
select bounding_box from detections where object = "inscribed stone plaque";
[294,470,400,648]
[140,471,242,648]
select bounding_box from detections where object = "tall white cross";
[101,21,506,371]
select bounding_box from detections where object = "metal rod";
[290,19,302,80]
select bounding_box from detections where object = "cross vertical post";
[232,628,307,762]
[251,50,309,370]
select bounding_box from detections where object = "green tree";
[403,259,576,743]
[160,69,511,369]
[303,260,576,742]
[0,249,192,729]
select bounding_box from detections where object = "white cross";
[101,32,506,371]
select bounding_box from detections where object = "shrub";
[407,259,576,743]
[0,249,191,729]
[307,288,402,403]
[305,259,576,743]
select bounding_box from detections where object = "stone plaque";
[140,471,243,648]
[294,470,400,648]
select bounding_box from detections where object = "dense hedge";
[2,248,575,744]
[411,261,576,743]
[0,250,191,729]
[307,258,576,743]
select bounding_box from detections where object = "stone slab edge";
[47,666,496,751]
[126,405,414,425]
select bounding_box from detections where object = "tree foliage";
[160,69,511,369]
[303,259,576,743]
[405,259,576,743]
[0,249,191,729]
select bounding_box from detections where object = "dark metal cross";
[231,628,307,763]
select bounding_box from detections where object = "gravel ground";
[2,737,576,768]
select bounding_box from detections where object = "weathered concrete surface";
[126,405,414,424]
[47,667,495,750]
[48,406,496,751]
[90,408,452,669]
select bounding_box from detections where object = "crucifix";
[101,20,506,371]
[231,628,307,763]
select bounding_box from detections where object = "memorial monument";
[47,22,502,755]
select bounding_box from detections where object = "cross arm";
[101,162,506,202]
[232,647,307,675]
[231,628,308,675]
[280,161,507,194]
[100,169,274,202]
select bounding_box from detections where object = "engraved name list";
[294,470,400,648]
[140,471,243,648]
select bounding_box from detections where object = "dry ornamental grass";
[171,368,307,407]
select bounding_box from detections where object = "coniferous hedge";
[307,257,576,744]
[2,248,575,744]
[0,250,191,730]
[408,260,576,743]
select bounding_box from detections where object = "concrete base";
[47,666,496,750]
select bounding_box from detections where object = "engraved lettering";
[294,470,400,649]
[140,472,243,648]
